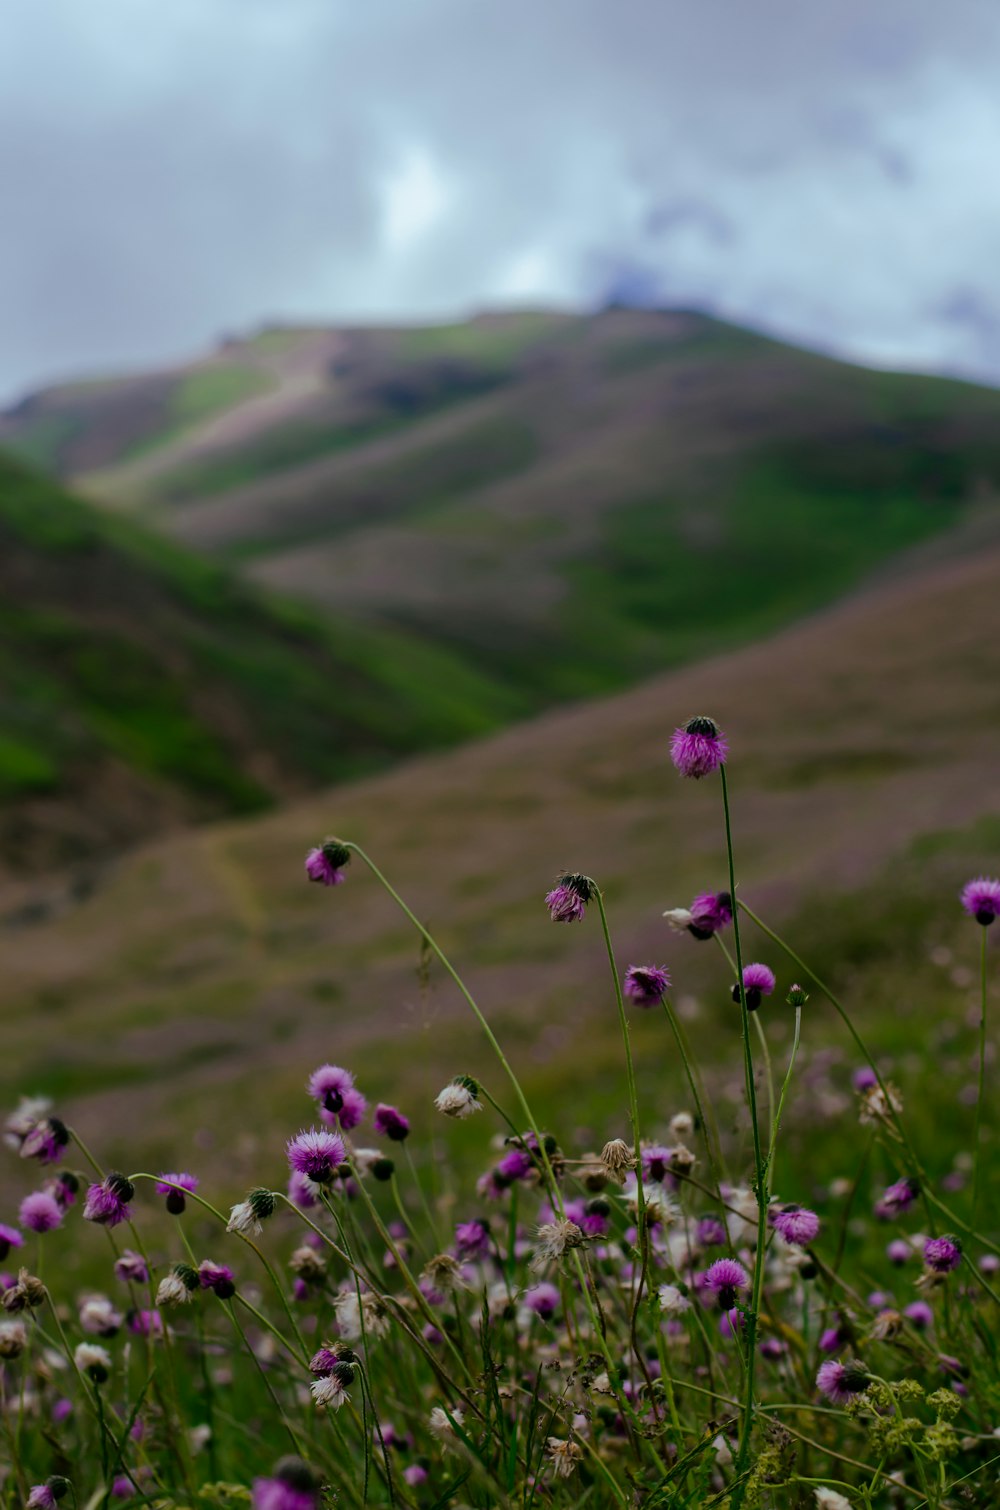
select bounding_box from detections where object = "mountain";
[6,308,1000,715]
[2,535,998,1183]
[0,452,531,876]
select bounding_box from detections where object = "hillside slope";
[7,308,1000,712]
[2,538,998,1180]
[0,453,532,875]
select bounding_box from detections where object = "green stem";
[974,925,988,1225]
[767,1006,803,1194]
[719,765,767,1510]
[593,886,656,1406]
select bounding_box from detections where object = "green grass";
[118,363,275,461]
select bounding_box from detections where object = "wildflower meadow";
[3,717,998,1509]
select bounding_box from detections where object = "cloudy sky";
[4,0,1000,401]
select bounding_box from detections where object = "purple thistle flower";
[670,716,728,779]
[641,1145,675,1185]
[403,1467,428,1488]
[83,1174,134,1229]
[19,1117,70,1166]
[199,1261,236,1299]
[287,1128,346,1184]
[287,1171,320,1210]
[924,1235,962,1274]
[719,1307,746,1338]
[111,1479,133,1501]
[733,963,776,1012]
[697,1216,727,1248]
[128,1309,162,1338]
[305,840,351,888]
[687,891,733,940]
[819,1322,848,1354]
[816,1360,870,1406]
[852,1065,878,1091]
[373,1104,410,1142]
[904,1300,934,1330]
[960,876,1000,926]
[496,1147,534,1184]
[0,1224,23,1261]
[308,1065,367,1131]
[27,1487,64,1510]
[156,1172,198,1216]
[876,1177,919,1219]
[769,1205,820,1247]
[309,1346,342,1375]
[759,1337,787,1360]
[253,1460,321,1510]
[886,1239,912,1266]
[19,1192,63,1234]
[702,1257,750,1309]
[454,1218,491,1261]
[114,1250,149,1285]
[523,1282,560,1320]
[623,965,671,1007]
[544,873,595,923]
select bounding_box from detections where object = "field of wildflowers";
[2,717,998,1509]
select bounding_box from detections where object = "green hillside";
[7,308,1000,713]
[0,453,530,873]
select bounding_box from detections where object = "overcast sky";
[4,0,1000,401]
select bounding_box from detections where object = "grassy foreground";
[2,711,998,1509]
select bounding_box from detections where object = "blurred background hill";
[3,308,1000,883]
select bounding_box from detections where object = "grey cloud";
[2,0,1000,399]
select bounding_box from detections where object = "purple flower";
[19,1192,63,1234]
[733,963,776,1012]
[623,965,671,1007]
[876,1177,919,1219]
[640,1145,678,1186]
[924,1235,962,1274]
[495,1147,534,1184]
[114,1250,149,1285]
[287,1171,320,1210]
[670,716,728,779]
[308,1065,367,1132]
[156,1172,198,1215]
[816,1360,870,1405]
[128,1310,162,1338]
[523,1283,560,1320]
[83,1174,134,1229]
[544,873,595,922]
[19,1117,70,1166]
[904,1301,933,1331]
[886,1240,912,1266]
[252,1460,321,1510]
[403,1467,428,1488]
[697,1216,727,1248]
[719,1307,746,1338]
[960,876,1000,926]
[819,1322,848,1354]
[199,1261,236,1299]
[373,1104,410,1142]
[26,1487,62,1510]
[309,1346,341,1375]
[702,1258,750,1309]
[454,1219,491,1261]
[852,1066,878,1091]
[769,1205,819,1247]
[759,1337,787,1360]
[111,1479,133,1501]
[687,891,733,940]
[287,1128,346,1184]
[0,1224,23,1261]
[305,840,351,888]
